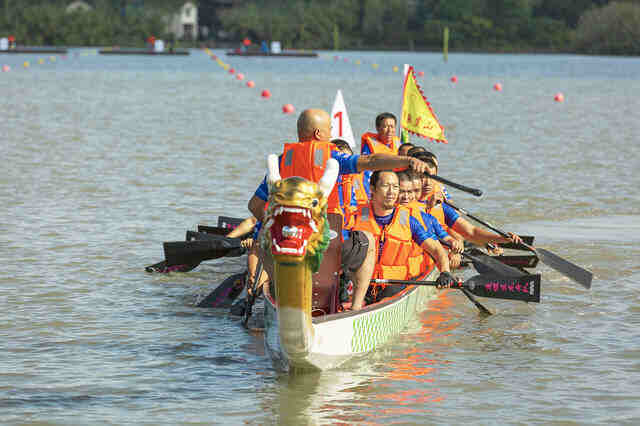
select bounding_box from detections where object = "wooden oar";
[164,237,245,266]
[445,201,593,289]
[373,273,541,303]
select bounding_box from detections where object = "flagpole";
[400,64,410,144]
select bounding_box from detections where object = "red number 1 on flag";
[333,111,343,137]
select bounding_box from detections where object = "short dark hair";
[331,138,352,154]
[396,170,414,183]
[398,142,414,153]
[407,146,426,156]
[369,170,396,189]
[375,112,397,129]
[410,151,438,170]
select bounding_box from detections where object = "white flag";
[330,90,356,150]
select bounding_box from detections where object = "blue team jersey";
[253,151,360,202]
[420,211,450,240]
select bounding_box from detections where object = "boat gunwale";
[262,266,436,324]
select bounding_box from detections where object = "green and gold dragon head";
[260,154,337,273]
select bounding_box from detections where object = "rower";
[360,112,401,198]
[350,170,460,311]
[413,152,524,249]
[397,170,464,274]
[247,109,433,291]
[398,142,415,156]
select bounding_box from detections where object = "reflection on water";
[264,292,461,424]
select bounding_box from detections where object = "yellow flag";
[401,66,447,143]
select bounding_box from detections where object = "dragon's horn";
[318,158,338,199]
[267,154,281,184]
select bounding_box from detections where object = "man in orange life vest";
[247,109,434,281]
[360,112,401,198]
[397,170,464,275]
[350,170,460,311]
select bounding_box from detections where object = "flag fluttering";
[400,66,447,143]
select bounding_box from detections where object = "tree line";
[1,0,639,55]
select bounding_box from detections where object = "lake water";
[1,49,639,425]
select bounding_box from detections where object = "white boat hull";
[264,268,438,372]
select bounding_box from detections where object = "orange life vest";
[340,172,369,230]
[280,141,341,215]
[352,205,413,281]
[360,132,399,156]
[404,200,437,278]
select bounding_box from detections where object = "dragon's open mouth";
[267,206,317,257]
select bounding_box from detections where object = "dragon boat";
[260,155,439,372]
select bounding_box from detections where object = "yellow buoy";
[355,59,361,65]
[372,63,379,69]
[392,65,399,72]
[23,61,30,68]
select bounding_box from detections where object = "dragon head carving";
[260,154,338,272]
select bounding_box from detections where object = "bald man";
[248,109,431,221]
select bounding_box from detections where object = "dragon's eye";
[311,199,319,207]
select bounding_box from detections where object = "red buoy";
[282,104,295,114]
[554,93,565,102]
[229,68,235,74]
[2,65,10,72]
[417,71,425,77]
[261,89,271,99]
[246,80,255,88]
[236,73,244,80]
[450,76,458,83]
[493,83,503,91]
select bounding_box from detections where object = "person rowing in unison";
[349,170,460,311]
[247,109,434,287]
[413,152,524,249]
[360,112,401,197]
[398,142,415,156]
[396,170,463,274]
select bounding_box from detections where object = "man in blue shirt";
[350,170,459,310]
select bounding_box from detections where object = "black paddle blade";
[186,230,226,241]
[164,239,243,266]
[464,274,541,303]
[464,249,527,278]
[197,225,230,236]
[217,216,244,229]
[144,260,200,273]
[536,248,593,289]
[498,235,535,250]
[196,272,246,308]
[495,254,539,269]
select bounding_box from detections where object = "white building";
[168,2,198,41]
[66,1,92,13]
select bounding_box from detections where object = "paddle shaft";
[427,173,482,197]
[373,273,541,303]
[445,201,593,289]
